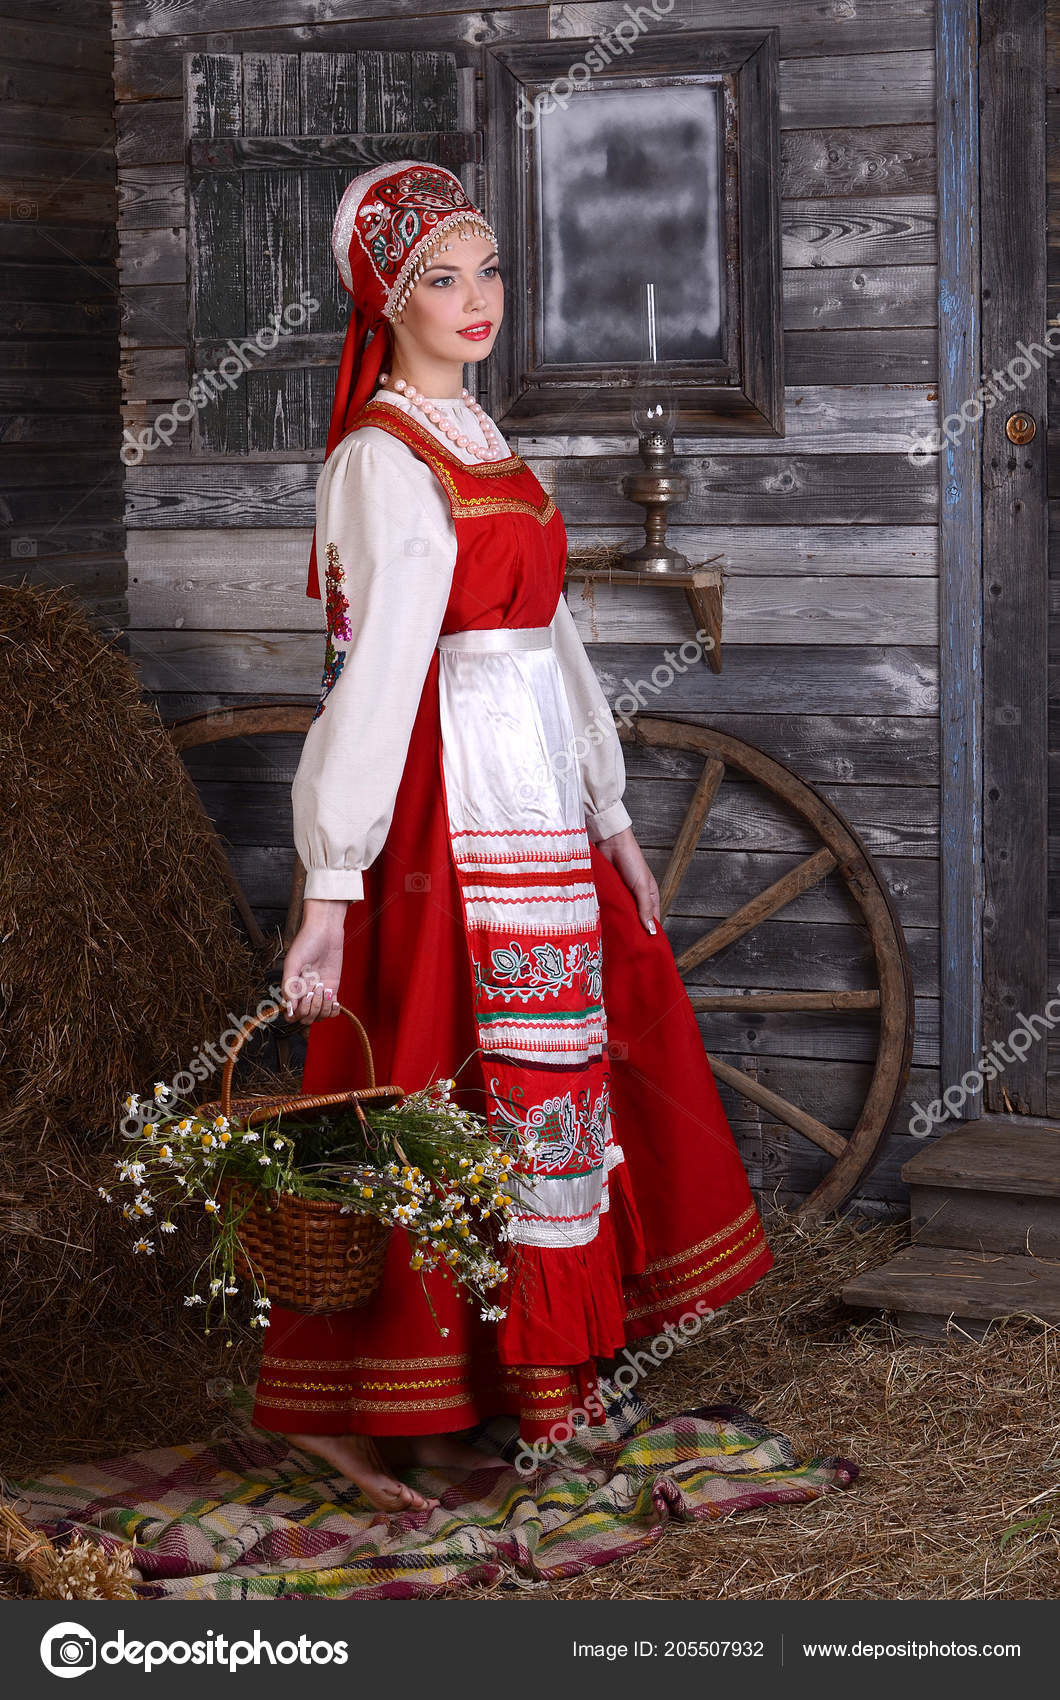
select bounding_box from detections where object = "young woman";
[253,161,774,1513]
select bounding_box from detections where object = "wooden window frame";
[483,28,784,438]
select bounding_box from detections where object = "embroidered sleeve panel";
[313,540,354,723]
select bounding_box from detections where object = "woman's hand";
[594,826,660,934]
[282,898,349,1025]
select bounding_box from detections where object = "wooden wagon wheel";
[168,704,913,1214]
[619,715,915,1217]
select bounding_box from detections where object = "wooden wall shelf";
[563,561,724,673]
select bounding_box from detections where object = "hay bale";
[0,1499,137,1600]
[0,583,269,1140]
[0,584,292,1471]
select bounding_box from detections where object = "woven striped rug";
[6,1389,857,1600]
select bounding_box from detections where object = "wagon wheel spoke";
[658,755,725,920]
[706,1055,848,1159]
[675,844,838,975]
[689,989,881,1013]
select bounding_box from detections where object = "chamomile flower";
[212,1116,229,1133]
[184,1293,204,1306]
[97,1186,113,1203]
[240,1132,260,1144]
[203,1199,219,1215]
[132,1237,155,1255]
[160,1220,177,1234]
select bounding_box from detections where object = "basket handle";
[220,1000,376,1121]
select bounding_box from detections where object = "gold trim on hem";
[632,1225,766,1298]
[635,1202,760,1279]
[345,1392,475,1415]
[623,1242,771,1323]
[260,1351,471,1372]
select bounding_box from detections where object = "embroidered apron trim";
[436,627,620,1252]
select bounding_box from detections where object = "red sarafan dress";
[252,393,774,1445]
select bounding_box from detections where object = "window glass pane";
[535,81,726,365]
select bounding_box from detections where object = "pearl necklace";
[376,374,509,462]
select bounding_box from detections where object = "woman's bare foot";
[287,1431,439,1513]
[386,1431,508,1471]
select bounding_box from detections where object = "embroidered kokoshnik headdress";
[306,159,499,599]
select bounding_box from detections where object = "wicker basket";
[219,1178,393,1314]
[197,1001,404,1315]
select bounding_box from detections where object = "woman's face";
[393,228,503,368]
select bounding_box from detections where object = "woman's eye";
[430,267,502,287]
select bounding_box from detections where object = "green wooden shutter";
[184,49,481,456]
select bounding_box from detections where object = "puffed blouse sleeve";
[549,589,633,844]
[291,429,457,902]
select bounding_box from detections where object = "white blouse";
[292,390,633,902]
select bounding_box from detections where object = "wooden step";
[901,1115,1060,1195]
[901,1116,1060,1257]
[841,1244,1060,1340]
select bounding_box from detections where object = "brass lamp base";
[618,430,691,575]
[619,540,692,574]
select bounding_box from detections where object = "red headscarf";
[306,159,498,599]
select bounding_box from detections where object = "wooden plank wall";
[1049,5,1060,1108]
[0,0,123,630]
[112,0,943,1217]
